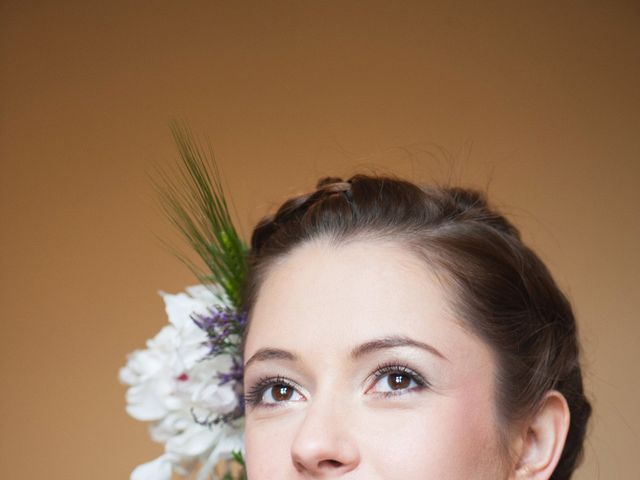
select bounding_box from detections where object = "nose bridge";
[290,380,360,474]
[300,383,348,436]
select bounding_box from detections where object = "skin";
[243,238,515,479]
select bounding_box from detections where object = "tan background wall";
[1,1,638,478]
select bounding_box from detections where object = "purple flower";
[217,356,244,386]
[191,307,248,357]
[191,306,247,423]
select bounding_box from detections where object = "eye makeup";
[365,362,430,398]
[244,375,306,409]
[244,361,431,410]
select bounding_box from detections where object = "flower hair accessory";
[120,122,248,480]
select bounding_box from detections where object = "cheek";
[245,416,297,478]
[360,390,505,478]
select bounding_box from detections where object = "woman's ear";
[513,390,571,479]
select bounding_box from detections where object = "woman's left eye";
[368,365,426,395]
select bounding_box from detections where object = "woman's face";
[243,239,512,479]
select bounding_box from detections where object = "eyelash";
[368,362,430,397]
[244,364,430,408]
[244,375,298,408]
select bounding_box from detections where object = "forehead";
[245,238,488,367]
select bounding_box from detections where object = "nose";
[290,395,361,475]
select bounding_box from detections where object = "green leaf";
[151,120,249,309]
[231,450,245,467]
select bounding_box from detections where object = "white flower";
[131,454,175,480]
[120,285,244,480]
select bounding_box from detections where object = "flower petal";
[130,454,173,480]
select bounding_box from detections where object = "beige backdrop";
[1,1,638,478]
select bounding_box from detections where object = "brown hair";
[241,173,591,479]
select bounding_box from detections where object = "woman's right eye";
[245,378,305,407]
[262,384,304,404]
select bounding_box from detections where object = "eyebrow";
[350,335,448,362]
[244,335,448,369]
[244,348,297,369]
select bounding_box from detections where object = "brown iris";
[388,373,411,390]
[271,384,294,401]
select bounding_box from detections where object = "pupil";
[272,385,293,401]
[388,373,410,390]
